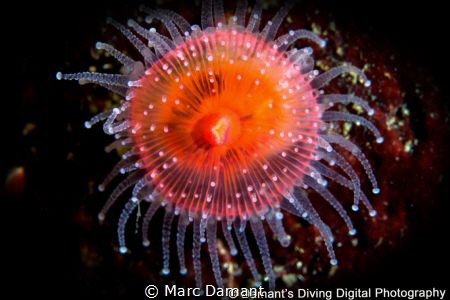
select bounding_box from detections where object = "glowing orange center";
[192,110,241,147]
[130,30,323,218]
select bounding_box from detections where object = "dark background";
[3,0,449,298]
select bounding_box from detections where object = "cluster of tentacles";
[57,0,383,290]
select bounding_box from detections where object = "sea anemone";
[57,0,383,289]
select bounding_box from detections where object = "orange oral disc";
[192,110,241,148]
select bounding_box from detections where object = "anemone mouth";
[129,29,323,218]
[191,110,242,147]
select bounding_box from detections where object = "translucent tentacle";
[84,109,112,129]
[131,178,147,200]
[287,47,314,74]
[106,18,156,65]
[199,215,208,243]
[161,206,175,275]
[234,221,261,284]
[275,29,326,51]
[311,160,377,216]
[266,211,291,247]
[142,8,184,45]
[156,9,192,36]
[192,218,203,289]
[95,82,129,96]
[95,42,136,69]
[56,72,129,87]
[141,196,160,247]
[250,218,275,290]
[285,191,337,265]
[322,111,383,142]
[97,158,135,192]
[106,120,130,135]
[280,197,307,218]
[324,133,380,195]
[360,191,377,216]
[233,0,248,26]
[239,218,247,233]
[261,0,297,41]
[319,94,375,116]
[127,19,173,56]
[246,0,262,32]
[282,191,308,219]
[201,0,213,29]
[310,64,371,89]
[176,213,190,274]
[221,221,238,255]
[103,108,121,135]
[117,197,139,254]
[213,0,225,27]
[98,171,142,221]
[304,176,356,235]
[312,160,353,189]
[206,220,224,288]
[317,147,361,209]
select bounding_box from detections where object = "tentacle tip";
[319,39,327,48]
[145,16,153,24]
[368,109,375,116]
[95,41,102,50]
[364,80,372,87]
[280,237,291,247]
[97,213,105,221]
[351,204,359,212]
[330,259,338,266]
[372,188,380,195]
[200,237,206,243]
[369,210,378,217]
[230,249,238,256]
[84,121,92,129]
[275,212,283,220]
[142,240,150,247]
[179,268,188,275]
[161,268,170,275]
[348,229,357,236]
[98,184,105,192]
[376,137,384,144]
[119,246,128,254]
[56,72,63,80]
